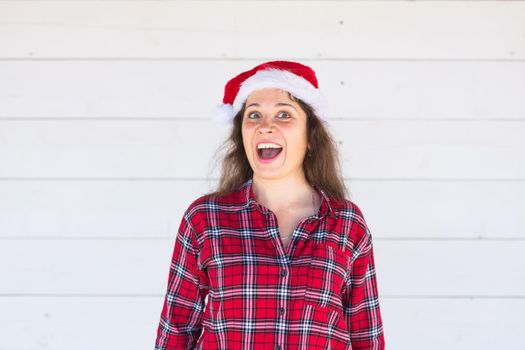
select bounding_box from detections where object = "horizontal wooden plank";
[351,179,525,239]
[0,179,523,239]
[0,1,524,59]
[0,239,175,295]
[0,240,523,296]
[374,240,525,297]
[0,296,522,350]
[0,179,207,238]
[0,296,161,350]
[0,60,523,120]
[0,120,523,179]
[380,297,525,350]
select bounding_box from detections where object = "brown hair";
[207,92,348,204]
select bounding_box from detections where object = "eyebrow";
[246,102,297,111]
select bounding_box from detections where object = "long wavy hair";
[207,91,348,204]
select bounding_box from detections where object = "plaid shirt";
[155,177,385,350]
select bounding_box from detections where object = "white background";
[0,1,524,349]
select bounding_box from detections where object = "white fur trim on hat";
[232,68,329,121]
[210,102,234,124]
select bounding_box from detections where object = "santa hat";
[210,60,329,123]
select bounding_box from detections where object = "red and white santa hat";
[211,60,329,123]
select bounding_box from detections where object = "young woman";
[155,61,385,349]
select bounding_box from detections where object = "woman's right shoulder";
[182,187,245,219]
[183,193,215,216]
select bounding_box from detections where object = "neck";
[251,173,317,212]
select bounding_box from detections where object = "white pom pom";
[210,103,234,124]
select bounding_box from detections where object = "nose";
[257,115,275,134]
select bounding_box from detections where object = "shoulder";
[330,197,369,230]
[181,187,247,228]
[328,197,373,255]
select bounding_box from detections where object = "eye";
[246,111,260,119]
[277,111,290,119]
[245,110,291,120]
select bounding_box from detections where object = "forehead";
[245,88,296,105]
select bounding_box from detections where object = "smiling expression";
[241,88,309,180]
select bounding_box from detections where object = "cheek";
[241,129,253,154]
[286,129,308,152]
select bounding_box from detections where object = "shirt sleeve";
[342,216,385,350]
[154,212,209,350]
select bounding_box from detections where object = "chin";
[252,168,284,179]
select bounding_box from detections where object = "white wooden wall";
[1,1,524,349]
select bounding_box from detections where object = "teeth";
[257,143,282,149]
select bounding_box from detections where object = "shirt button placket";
[279,269,287,316]
[279,270,287,315]
[277,263,289,349]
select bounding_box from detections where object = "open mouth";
[257,147,283,161]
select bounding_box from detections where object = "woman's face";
[241,88,309,182]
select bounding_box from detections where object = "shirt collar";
[241,177,333,219]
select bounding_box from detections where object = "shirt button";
[280,269,287,276]
[279,307,285,314]
[276,346,282,350]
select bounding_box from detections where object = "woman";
[155,61,385,349]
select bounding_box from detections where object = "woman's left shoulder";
[330,197,368,224]
[328,198,374,258]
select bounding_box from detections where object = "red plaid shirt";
[155,177,385,349]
